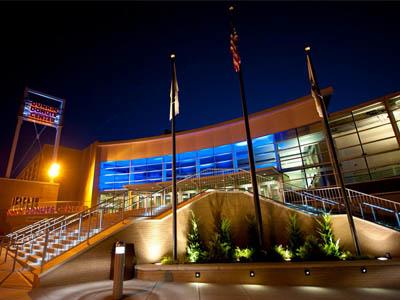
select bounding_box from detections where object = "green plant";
[160,255,174,265]
[245,214,259,250]
[234,247,255,262]
[208,218,233,262]
[186,211,207,263]
[274,244,293,261]
[296,235,325,261]
[317,214,350,260]
[287,213,304,253]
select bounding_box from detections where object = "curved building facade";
[15,87,400,208]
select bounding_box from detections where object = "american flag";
[230,28,241,73]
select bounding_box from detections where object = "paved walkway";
[0,279,399,300]
[0,250,32,295]
[1,252,400,300]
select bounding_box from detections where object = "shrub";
[208,218,233,262]
[274,244,293,261]
[160,255,174,265]
[287,213,304,253]
[245,214,259,250]
[234,247,255,262]
[186,211,207,263]
[317,214,350,260]
[296,235,325,261]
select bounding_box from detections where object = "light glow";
[377,256,388,261]
[48,163,60,179]
[116,246,125,254]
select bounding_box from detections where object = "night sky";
[1,1,400,176]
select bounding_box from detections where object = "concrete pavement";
[0,279,398,300]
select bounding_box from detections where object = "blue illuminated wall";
[99,134,277,191]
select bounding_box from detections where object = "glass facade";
[331,98,400,184]
[388,95,400,132]
[99,94,400,192]
[99,126,332,191]
[99,134,278,191]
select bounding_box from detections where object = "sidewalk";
[17,279,400,300]
[0,249,399,300]
[0,250,32,300]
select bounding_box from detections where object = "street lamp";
[48,162,60,182]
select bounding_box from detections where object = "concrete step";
[17,250,27,258]
[27,254,42,264]
[51,243,65,250]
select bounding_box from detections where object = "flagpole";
[305,46,361,256]
[229,6,264,249]
[170,53,178,261]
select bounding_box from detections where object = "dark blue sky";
[1,1,400,176]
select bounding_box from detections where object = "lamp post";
[113,241,126,300]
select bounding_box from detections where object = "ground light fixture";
[249,271,255,277]
[360,266,367,274]
[304,269,311,276]
[377,252,392,261]
[195,272,200,278]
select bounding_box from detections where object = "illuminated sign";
[22,100,61,125]
[23,100,62,126]
[7,205,88,216]
[21,89,64,127]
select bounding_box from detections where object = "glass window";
[334,133,359,149]
[358,124,395,144]
[298,132,324,146]
[363,138,399,155]
[338,145,363,161]
[341,157,367,173]
[366,150,400,169]
[388,96,400,112]
[330,114,356,138]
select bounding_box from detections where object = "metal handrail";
[283,184,400,228]
[0,169,302,266]
[6,218,53,238]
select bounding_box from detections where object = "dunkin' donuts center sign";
[22,100,62,126]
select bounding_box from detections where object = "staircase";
[283,186,400,230]
[1,168,399,279]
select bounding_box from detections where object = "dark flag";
[230,29,241,73]
[305,47,324,118]
[304,46,361,256]
[169,61,179,120]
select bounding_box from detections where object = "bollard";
[113,241,125,300]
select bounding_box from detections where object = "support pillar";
[6,117,23,178]
[52,126,63,163]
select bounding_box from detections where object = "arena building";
[8,87,400,213]
[2,87,400,285]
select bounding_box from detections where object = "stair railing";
[283,183,400,229]
[0,167,312,270]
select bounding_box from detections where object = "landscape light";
[377,252,392,261]
[195,272,200,278]
[304,269,311,276]
[48,162,60,179]
[249,271,255,277]
[360,266,367,274]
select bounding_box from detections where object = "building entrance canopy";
[122,167,284,208]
